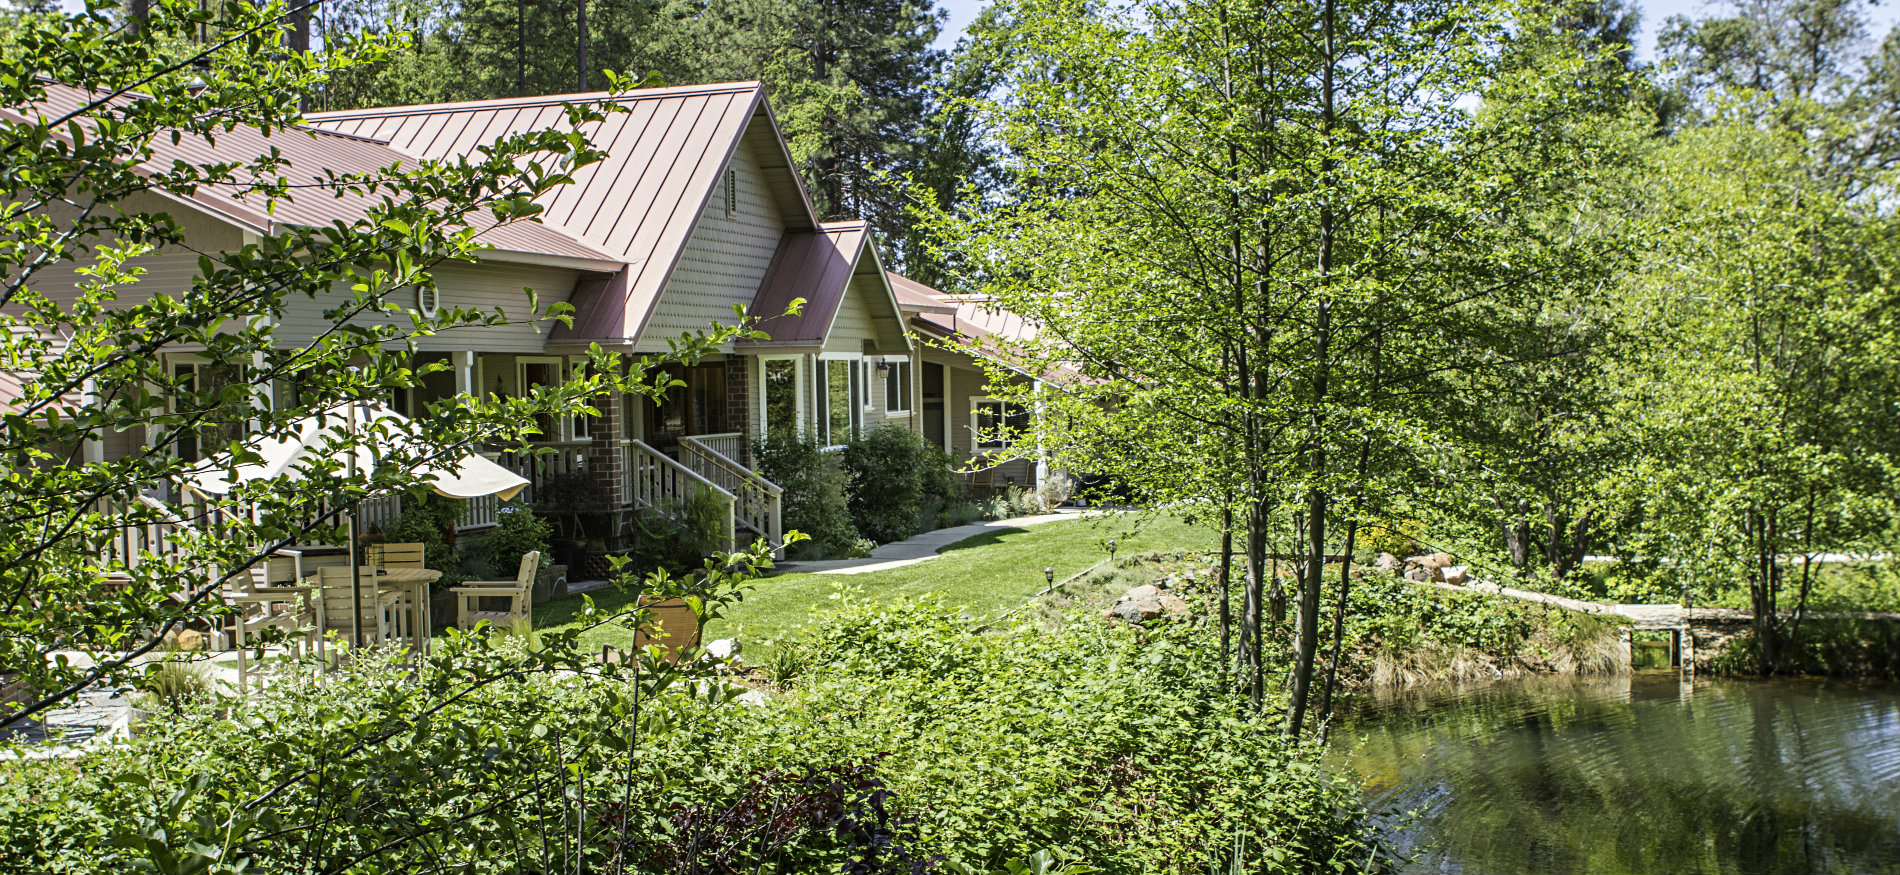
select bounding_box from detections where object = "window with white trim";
[169,359,248,463]
[883,358,911,414]
[416,283,440,317]
[819,357,863,446]
[516,356,565,441]
[971,397,1028,449]
[761,357,801,436]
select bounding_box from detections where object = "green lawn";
[531,513,1220,655]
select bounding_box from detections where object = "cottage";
[13,80,1047,561]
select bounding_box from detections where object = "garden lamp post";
[1107,539,1117,563]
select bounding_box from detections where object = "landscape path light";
[1044,567,1055,587]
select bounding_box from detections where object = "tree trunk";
[1220,503,1233,674]
[1503,498,1532,574]
[1289,0,1337,740]
[576,0,589,92]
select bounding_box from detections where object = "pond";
[1331,672,1900,874]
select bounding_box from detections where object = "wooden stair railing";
[679,435,783,557]
[626,439,738,551]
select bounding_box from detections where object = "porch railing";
[679,435,782,556]
[100,495,209,603]
[494,442,593,508]
[692,432,747,467]
[626,439,737,551]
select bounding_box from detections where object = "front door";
[644,362,730,451]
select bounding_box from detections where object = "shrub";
[1036,472,1075,511]
[841,425,939,544]
[478,504,552,575]
[376,492,465,588]
[753,428,862,560]
[634,486,731,575]
[7,572,1378,875]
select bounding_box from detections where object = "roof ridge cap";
[307,81,764,120]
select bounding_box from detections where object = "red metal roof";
[744,222,870,346]
[887,271,958,315]
[308,82,813,344]
[5,83,617,267]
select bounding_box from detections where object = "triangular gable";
[743,222,911,354]
[307,82,821,345]
[745,222,868,347]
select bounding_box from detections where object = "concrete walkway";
[772,508,1097,576]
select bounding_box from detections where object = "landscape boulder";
[1403,552,1457,582]
[1374,553,1402,574]
[1103,584,1191,624]
[1442,565,1470,585]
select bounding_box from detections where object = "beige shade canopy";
[190,401,527,502]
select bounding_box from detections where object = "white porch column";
[454,350,475,398]
[1033,378,1047,488]
[80,379,104,464]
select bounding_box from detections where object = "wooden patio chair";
[229,565,315,688]
[964,465,996,501]
[452,551,538,635]
[632,596,702,663]
[366,542,427,570]
[313,566,404,651]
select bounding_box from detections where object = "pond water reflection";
[1330,672,1900,874]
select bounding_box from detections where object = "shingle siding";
[275,261,580,353]
[637,141,786,354]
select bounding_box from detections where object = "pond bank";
[1330,672,1900,874]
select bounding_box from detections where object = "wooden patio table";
[369,567,442,655]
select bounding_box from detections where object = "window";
[820,358,862,446]
[763,358,799,435]
[416,283,440,317]
[883,359,911,413]
[170,360,247,463]
[516,357,564,440]
[568,360,593,439]
[971,398,1028,449]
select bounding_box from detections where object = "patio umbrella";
[191,401,527,502]
[191,401,529,646]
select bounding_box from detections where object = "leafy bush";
[477,504,551,576]
[753,428,862,560]
[842,425,943,544]
[377,492,465,589]
[4,549,1377,875]
[634,486,731,574]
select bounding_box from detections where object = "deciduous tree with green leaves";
[915,0,1624,733]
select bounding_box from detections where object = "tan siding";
[637,141,788,354]
[274,262,579,353]
[823,280,876,353]
[100,425,144,462]
[16,192,245,313]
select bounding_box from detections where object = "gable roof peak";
[307,81,766,121]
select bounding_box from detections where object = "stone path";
[772,509,1098,576]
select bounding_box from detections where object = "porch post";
[1033,378,1047,488]
[80,379,104,464]
[454,350,475,399]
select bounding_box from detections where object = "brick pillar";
[726,356,750,466]
[590,389,624,508]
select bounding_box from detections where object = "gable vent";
[725,167,738,218]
